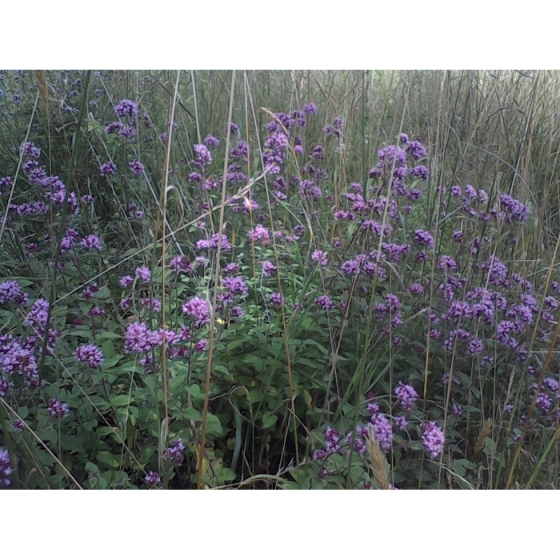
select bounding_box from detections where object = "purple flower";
[204,135,220,148]
[105,121,123,134]
[195,339,208,352]
[452,230,463,243]
[413,229,434,248]
[410,165,429,180]
[324,426,341,453]
[408,283,424,295]
[120,275,134,288]
[197,233,231,252]
[394,415,408,430]
[21,142,42,159]
[164,439,185,462]
[145,471,161,485]
[224,263,240,275]
[312,145,325,160]
[394,382,418,411]
[406,140,427,160]
[125,322,157,354]
[247,225,270,244]
[467,337,484,355]
[302,102,318,115]
[315,295,334,310]
[370,414,393,451]
[169,256,193,274]
[193,144,213,167]
[129,159,145,175]
[115,99,138,117]
[81,235,101,250]
[422,421,445,459]
[438,255,457,271]
[0,449,13,487]
[270,292,284,307]
[223,276,249,296]
[74,344,104,368]
[48,399,70,419]
[182,297,210,324]
[0,280,25,305]
[311,250,328,266]
[341,259,360,275]
[141,297,161,312]
[135,267,151,283]
[225,122,240,135]
[25,298,50,329]
[119,126,136,140]
[262,261,276,277]
[231,306,244,318]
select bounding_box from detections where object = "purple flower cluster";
[81,235,101,250]
[422,421,445,459]
[499,194,531,223]
[145,471,161,485]
[48,399,70,419]
[413,229,434,248]
[262,261,276,277]
[74,344,104,368]
[193,144,212,167]
[164,438,186,462]
[196,233,232,252]
[124,322,163,354]
[135,267,151,283]
[315,295,334,310]
[370,414,393,451]
[204,135,220,148]
[394,382,418,411]
[247,224,270,244]
[129,159,145,175]
[169,255,193,274]
[0,280,28,306]
[182,297,211,326]
[0,449,13,486]
[223,276,249,296]
[100,162,116,176]
[115,99,138,117]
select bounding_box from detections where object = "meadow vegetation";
[1,69,560,489]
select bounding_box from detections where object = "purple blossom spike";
[422,421,445,459]
[74,344,104,368]
[0,449,13,486]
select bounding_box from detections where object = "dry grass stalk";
[474,418,493,454]
[34,70,49,117]
[366,425,390,490]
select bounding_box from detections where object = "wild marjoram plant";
[1,69,560,489]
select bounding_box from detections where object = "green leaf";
[184,408,202,421]
[85,462,100,476]
[262,411,278,429]
[96,331,122,341]
[102,354,122,369]
[186,385,203,400]
[213,364,230,377]
[111,395,132,407]
[102,340,115,360]
[96,451,119,468]
[206,413,222,436]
